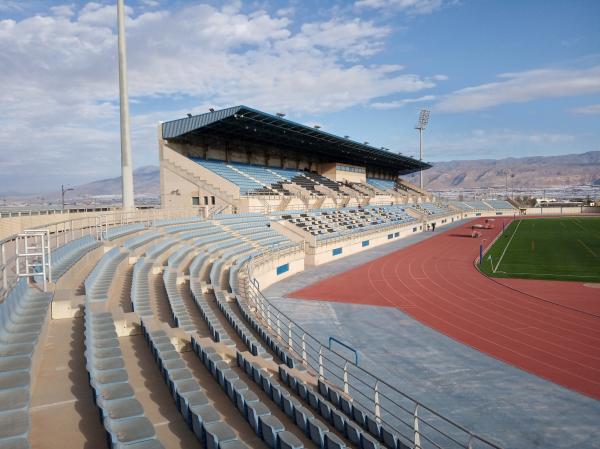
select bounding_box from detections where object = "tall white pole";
[419,128,424,190]
[117,0,135,210]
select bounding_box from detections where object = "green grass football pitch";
[480,217,600,283]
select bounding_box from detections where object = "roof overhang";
[161,106,431,175]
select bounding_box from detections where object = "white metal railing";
[0,207,201,301]
[240,248,504,449]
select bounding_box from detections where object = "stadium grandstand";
[0,103,531,449]
[3,103,600,449]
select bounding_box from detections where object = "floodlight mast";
[415,109,430,190]
[117,0,135,210]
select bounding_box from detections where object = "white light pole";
[415,109,430,190]
[117,0,135,210]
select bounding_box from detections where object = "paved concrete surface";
[264,220,600,449]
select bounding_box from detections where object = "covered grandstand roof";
[161,106,431,175]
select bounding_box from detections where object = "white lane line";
[577,239,598,258]
[494,219,522,273]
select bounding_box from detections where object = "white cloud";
[370,94,436,109]
[50,4,75,17]
[435,66,600,112]
[570,103,600,115]
[422,129,577,160]
[0,2,440,192]
[355,0,443,15]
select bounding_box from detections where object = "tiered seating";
[163,269,197,332]
[230,163,289,195]
[8,208,495,449]
[140,319,249,449]
[267,167,304,182]
[0,279,52,447]
[450,201,491,211]
[192,159,266,195]
[163,221,214,235]
[302,172,341,192]
[189,335,306,449]
[408,203,452,217]
[123,231,162,251]
[82,241,164,448]
[84,247,128,302]
[104,222,146,240]
[283,205,416,241]
[152,216,203,227]
[289,175,321,195]
[484,200,515,209]
[131,257,153,317]
[51,235,101,279]
[83,307,162,449]
[367,178,395,191]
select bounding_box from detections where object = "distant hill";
[406,151,600,189]
[11,151,596,202]
[72,165,160,197]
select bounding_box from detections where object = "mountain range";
[405,151,600,189]
[4,151,599,203]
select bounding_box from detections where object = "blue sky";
[0,0,599,193]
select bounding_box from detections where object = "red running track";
[289,218,600,399]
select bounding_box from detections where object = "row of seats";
[83,306,162,449]
[366,179,395,191]
[104,223,146,240]
[152,216,203,227]
[163,221,215,235]
[0,279,52,448]
[482,200,515,209]
[84,247,128,302]
[190,337,304,449]
[51,234,101,279]
[450,201,491,211]
[123,231,162,251]
[407,203,452,217]
[283,206,416,240]
[140,319,248,449]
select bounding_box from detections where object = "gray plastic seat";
[0,371,29,390]
[325,432,347,449]
[308,418,328,448]
[294,405,313,435]
[97,382,134,404]
[0,388,28,412]
[191,404,221,442]
[0,356,30,373]
[204,421,237,449]
[102,398,144,421]
[260,414,285,448]
[278,430,304,449]
[106,416,156,447]
[247,401,271,435]
[0,435,29,449]
[0,409,28,439]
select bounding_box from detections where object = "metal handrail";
[241,246,504,449]
[328,337,358,365]
[0,207,201,301]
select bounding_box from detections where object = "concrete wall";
[251,251,305,291]
[522,206,592,215]
[305,213,462,266]
[320,162,366,184]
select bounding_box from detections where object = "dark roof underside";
[162,106,430,175]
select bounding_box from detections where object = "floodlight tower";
[117,0,135,210]
[415,109,430,190]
